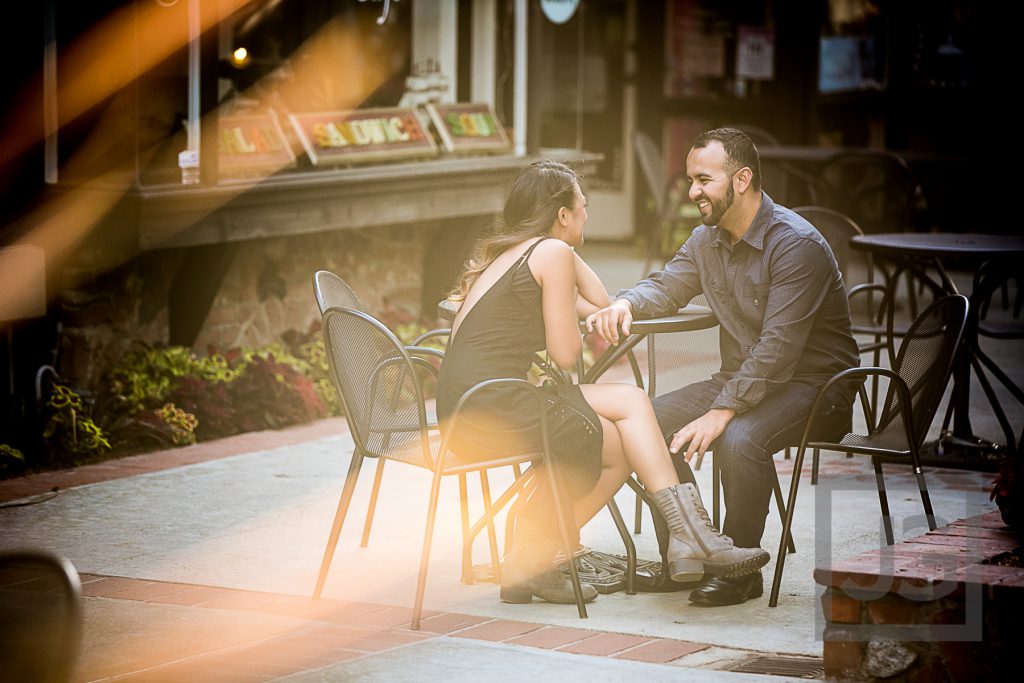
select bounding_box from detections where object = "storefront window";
[527,0,626,190]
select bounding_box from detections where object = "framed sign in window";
[426,103,511,154]
[218,114,296,173]
[289,108,437,165]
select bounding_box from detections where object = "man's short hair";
[693,128,761,191]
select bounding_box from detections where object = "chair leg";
[605,497,637,595]
[411,468,446,630]
[459,474,473,584]
[359,458,387,548]
[913,466,938,533]
[770,442,809,607]
[544,463,588,619]
[872,457,895,546]
[313,452,365,599]
[771,473,796,554]
[810,448,820,485]
[478,471,503,585]
[633,490,643,534]
[907,445,938,533]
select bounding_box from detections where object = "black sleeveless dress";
[436,238,603,498]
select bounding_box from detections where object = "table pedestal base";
[472,547,690,594]
[919,432,1008,471]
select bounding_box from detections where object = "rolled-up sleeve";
[711,237,834,412]
[617,240,702,319]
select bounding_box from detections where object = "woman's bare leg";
[570,414,630,527]
[569,383,680,527]
[579,383,679,491]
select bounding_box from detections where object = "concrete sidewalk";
[1,243,1017,681]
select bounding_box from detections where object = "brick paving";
[1,571,718,679]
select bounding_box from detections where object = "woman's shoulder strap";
[519,236,555,262]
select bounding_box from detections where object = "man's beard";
[700,183,735,226]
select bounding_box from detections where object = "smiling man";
[588,128,860,606]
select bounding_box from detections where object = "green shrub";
[0,444,25,477]
[42,385,111,459]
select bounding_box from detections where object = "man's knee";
[716,422,772,467]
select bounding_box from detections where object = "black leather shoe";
[688,571,763,606]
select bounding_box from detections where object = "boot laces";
[688,490,728,539]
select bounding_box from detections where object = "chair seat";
[813,432,911,457]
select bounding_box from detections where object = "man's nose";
[688,183,701,202]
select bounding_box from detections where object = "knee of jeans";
[717,426,771,466]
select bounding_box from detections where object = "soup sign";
[289,107,437,165]
[426,103,511,154]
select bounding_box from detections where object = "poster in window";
[218,113,296,174]
[289,108,438,165]
[426,103,511,153]
[736,26,775,81]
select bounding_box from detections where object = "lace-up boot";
[499,517,598,605]
[652,483,770,581]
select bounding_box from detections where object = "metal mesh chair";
[769,295,969,606]
[313,270,454,549]
[0,550,82,682]
[314,307,588,628]
[816,150,927,235]
[313,269,368,314]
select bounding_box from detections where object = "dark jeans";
[652,378,854,549]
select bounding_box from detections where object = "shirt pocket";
[740,279,769,320]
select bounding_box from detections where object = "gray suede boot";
[652,483,770,581]
[499,517,598,605]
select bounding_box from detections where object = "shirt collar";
[710,191,774,250]
[740,191,774,251]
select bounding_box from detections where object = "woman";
[436,161,768,605]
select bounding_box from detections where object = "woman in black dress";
[437,161,767,605]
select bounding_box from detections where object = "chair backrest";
[322,307,433,468]
[817,150,926,233]
[792,206,866,285]
[645,295,721,399]
[632,130,668,217]
[0,550,82,682]
[313,270,368,315]
[874,295,968,446]
[974,259,1024,328]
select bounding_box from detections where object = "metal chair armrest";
[437,378,552,474]
[411,329,451,348]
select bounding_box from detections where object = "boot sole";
[667,558,705,583]
[703,549,770,578]
[499,584,598,605]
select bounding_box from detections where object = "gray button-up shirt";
[618,193,860,414]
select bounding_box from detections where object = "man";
[587,128,860,606]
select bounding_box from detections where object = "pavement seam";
[77,574,722,671]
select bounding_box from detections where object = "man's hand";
[669,408,736,463]
[585,299,633,345]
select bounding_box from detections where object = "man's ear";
[734,166,753,194]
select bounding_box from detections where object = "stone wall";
[58,223,434,391]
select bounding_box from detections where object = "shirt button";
[743,345,751,352]
[754,298,759,306]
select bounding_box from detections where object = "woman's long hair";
[450,160,580,302]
